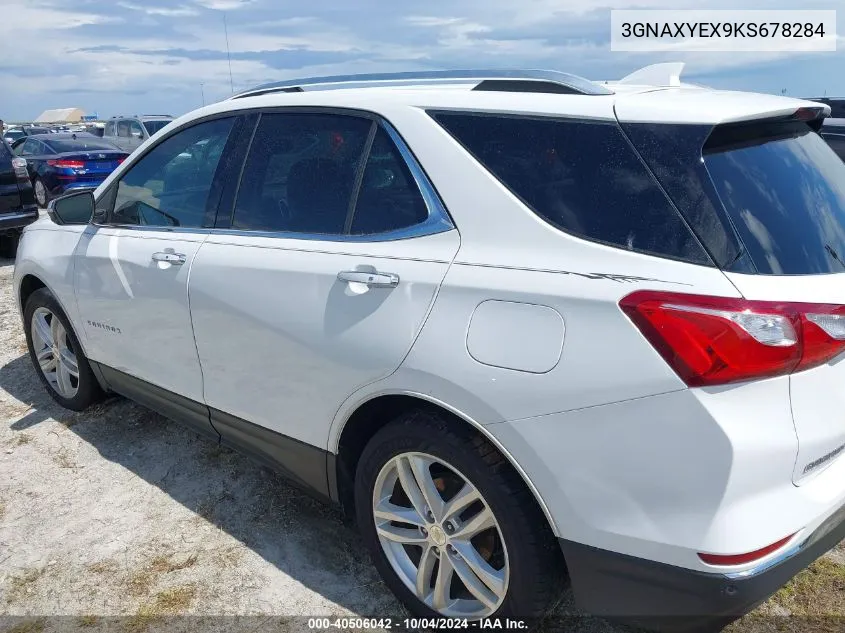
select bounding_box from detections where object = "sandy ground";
[0,254,841,633]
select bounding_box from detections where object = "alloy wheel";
[30,307,79,398]
[372,451,509,618]
[34,180,47,207]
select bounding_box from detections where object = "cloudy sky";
[1,0,843,121]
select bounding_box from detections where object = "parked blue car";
[10,133,129,207]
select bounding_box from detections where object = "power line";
[224,13,234,94]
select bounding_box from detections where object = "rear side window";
[232,113,431,236]
[432,112,710,265]
[704,121,845,275]
[232,113,372,234]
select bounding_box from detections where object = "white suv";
[13,64,845,630]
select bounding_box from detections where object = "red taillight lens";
[698,533,796,566]
[620,291,845,387]
[116,157,126,164]
[47,159,85,169]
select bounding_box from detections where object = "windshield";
[143,120,172,136]
[4,130,25,141]
[46,138,122,152]
[704,121,845,275]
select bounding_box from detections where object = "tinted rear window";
[704,121,845,275]
[432,112,710,265]
[143,120,171,136]
[46,138,121,152]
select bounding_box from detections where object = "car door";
[188,110,459,477]
[0,139,21,214]
[73,114,245,438]
[128,120,145,152]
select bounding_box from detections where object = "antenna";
[223,13,234,95]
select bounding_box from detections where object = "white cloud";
[118,2,199,17]
[192,0,256,10]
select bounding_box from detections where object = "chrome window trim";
[93,107,455,242]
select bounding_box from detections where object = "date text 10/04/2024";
[307,618,529,630]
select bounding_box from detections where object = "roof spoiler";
[618,62,686,87]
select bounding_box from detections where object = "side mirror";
[48,190,95,225]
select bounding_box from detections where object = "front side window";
[110,117,234,228]
[104,121,115,137]
[117,120,131,138]
[432,112,711,264]
[129,120,144,139]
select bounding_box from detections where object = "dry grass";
[5,568,46,605]
[51,447,77,469]
[771,557,845,615]
[126,553,199,597]
[87,559,120,575]
[12,433,32,446]
[5,619,46,633]
[122,585,196,633]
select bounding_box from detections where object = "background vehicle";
[103,114,174,152]
[3,126,50,144]
[13,66,845,632]
[0,137,37,257]
[11,133,128,207]
[821,118,845,161]
[804,97,845,119]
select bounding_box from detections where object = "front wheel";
[23,287,104,410]
[355,410,564,621]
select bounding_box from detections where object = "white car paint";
[12,68,845,613]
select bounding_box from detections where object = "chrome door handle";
[152,252,186,265]
[337,270,399,288]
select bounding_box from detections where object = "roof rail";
[230,69,614,99]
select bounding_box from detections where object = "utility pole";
[224,13,234,94]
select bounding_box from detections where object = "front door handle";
[152,252,186,265]
[337,270,399,288]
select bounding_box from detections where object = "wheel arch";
[332,390,560,538]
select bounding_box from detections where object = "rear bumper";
[0,207,38,232]
[561,501,845,632]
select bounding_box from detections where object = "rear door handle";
[337,270,399,288]
[152,252,186,265]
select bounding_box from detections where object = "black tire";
[33,177,49,208]
[23,287,104,411]
[355,409,565,621]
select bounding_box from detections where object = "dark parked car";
[821,118,845,161]
[0,137,37,257]
[804,97,845,119]
[3,126,51,145]
[11,133,128,207]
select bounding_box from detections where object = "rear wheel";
[33,177,49,208]
[355,409,564,621]
[24,288,104,411]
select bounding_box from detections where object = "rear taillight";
[47,159,85,169]
[11,157,28,179]
[620,291,845,387]
[116,156,127,164]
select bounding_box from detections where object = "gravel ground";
[0,254,841,633]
